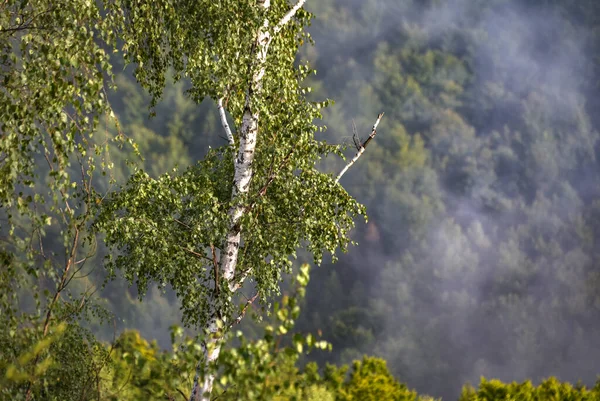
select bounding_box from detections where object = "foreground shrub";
[460,377,600,401]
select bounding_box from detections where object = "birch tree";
[98,1,381,400]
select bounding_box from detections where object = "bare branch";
[273,0,308,34]
[173,217,192,230]
[0,7,56,36]
[177,388,189,401]
[0,25,51,34]
[352,119,361,150]
[217,98,235,145]
[210,244,219,296]
[335,112,384,183]
[181,246,213,262]
[230,292,259,328]
[75,286,99,314]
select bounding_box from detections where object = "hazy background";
[296,0,600,399]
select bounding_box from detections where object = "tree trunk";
[188,1,273,400]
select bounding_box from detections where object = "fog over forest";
[295,0,600,399]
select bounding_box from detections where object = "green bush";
[460,377,600,401]
[319,356,436,401]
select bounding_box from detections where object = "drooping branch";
[0,7,56,36]
[335,112,384,183]
[274,0,308,35]
[217,98,234,145]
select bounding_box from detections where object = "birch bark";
[189,1,310,400]
[217,97,235,146]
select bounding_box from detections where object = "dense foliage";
[459,378,600,401]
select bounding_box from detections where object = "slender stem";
[217,98,235,145]
[25,227,80,401]
[210,244,219,296]
[230,292,259,328]
[335,113,384,183]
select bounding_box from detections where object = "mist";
[301,0,600,399]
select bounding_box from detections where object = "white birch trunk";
[221,0,272,291]
[189,1,277,400]
[189,22,375,398]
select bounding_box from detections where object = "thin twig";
[180,246,212,262]
[210,244,219,296]
[256,148,293,197]
[230,292,259,328]
[211,386,235,401]
[177,388,188,401]
[0,7,56,35]
[62,255,89,288]
[335,112,384,183]
[352,119,361,150]
[173,217,192,230]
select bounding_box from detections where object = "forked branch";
[335,112,384,183]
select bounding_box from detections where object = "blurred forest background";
[3,0,600,399]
